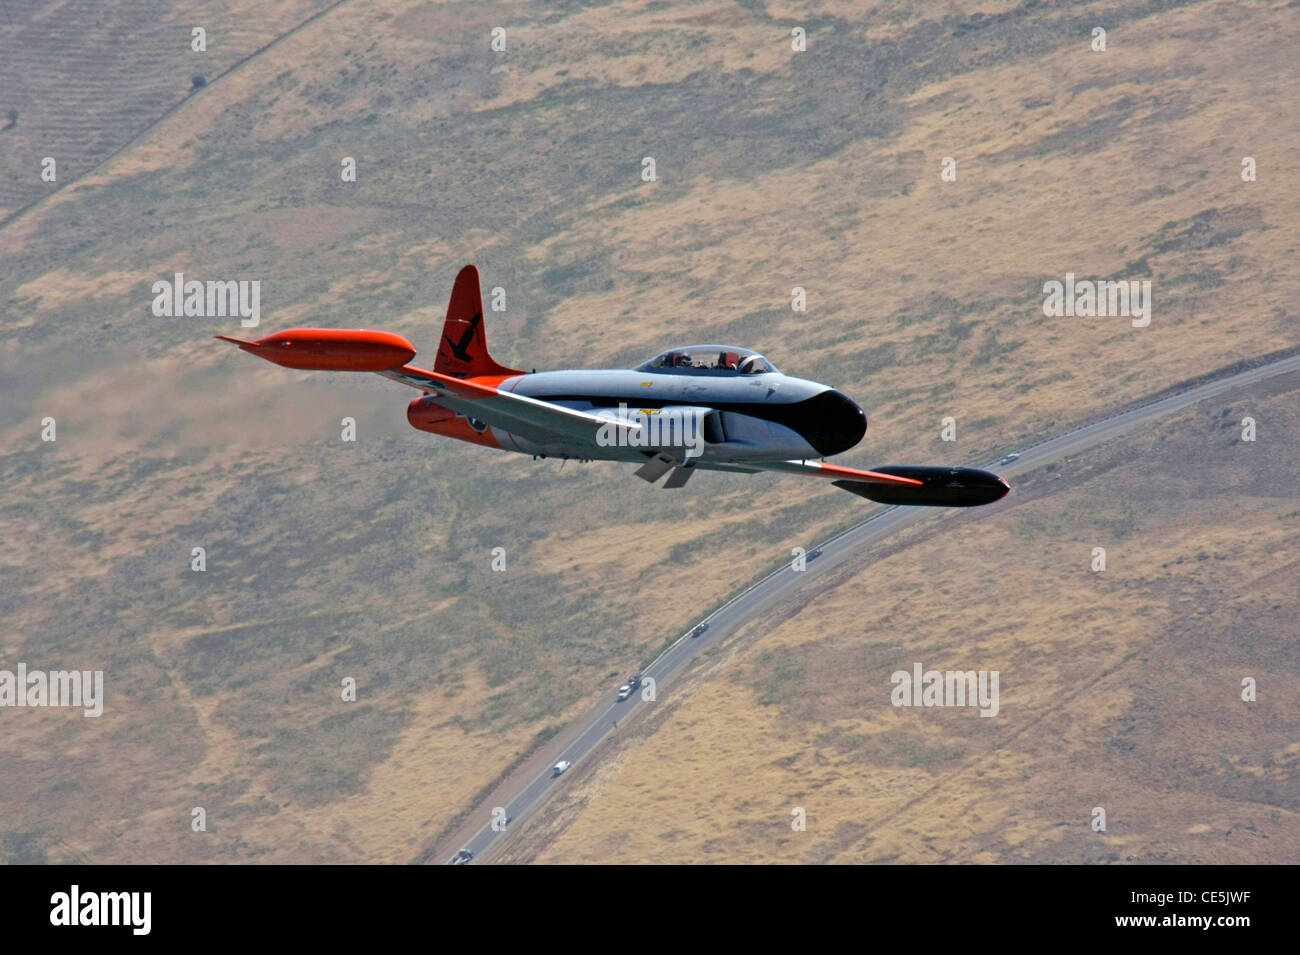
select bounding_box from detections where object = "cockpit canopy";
[636,345,778,376]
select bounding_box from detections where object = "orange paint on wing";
[816,462,925,486]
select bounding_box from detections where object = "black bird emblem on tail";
[444,311,482,362]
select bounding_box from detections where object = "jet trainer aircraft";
[217,265,1010,507]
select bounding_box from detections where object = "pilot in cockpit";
[640,347,767,374]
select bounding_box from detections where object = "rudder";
[434,265,523,379]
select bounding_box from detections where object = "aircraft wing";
[751,459,927,486]
[379,365,642,446]
[752,459,1010,507]
[213,327,640,447]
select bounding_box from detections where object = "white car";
[999,452,1020,465]
[552,760,571,777]
[617,684,632,701]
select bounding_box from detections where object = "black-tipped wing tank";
[833,466,1010,507]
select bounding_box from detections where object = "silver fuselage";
[487,367,864,464]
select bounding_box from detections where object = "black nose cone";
[798,389,867,456]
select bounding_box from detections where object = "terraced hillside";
[0,0,341,221]
[1,0,1296,863]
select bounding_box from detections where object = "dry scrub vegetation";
[0,0,1295,862]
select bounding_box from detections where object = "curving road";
[439,350,1300,864]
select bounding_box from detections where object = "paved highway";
[442,351,1300,863]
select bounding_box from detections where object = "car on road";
[552,760,571,777]
[617,684,632,701]
[691,622,709,638]
[450,850,473,865]
[808,548,823,561]
[999,452,1020,465]
[627,674,642,690]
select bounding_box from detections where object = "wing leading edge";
[379,364,642,447]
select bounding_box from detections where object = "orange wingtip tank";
[215,328,417,371]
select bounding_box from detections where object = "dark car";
[808,548,823,561]
[627,674,642,690]
[451,850,473,865]
[691,623,709,638]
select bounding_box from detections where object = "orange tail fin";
[434,265,523,379]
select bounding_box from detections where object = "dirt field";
[509,378,1299,864]
[0,0,1296,863]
